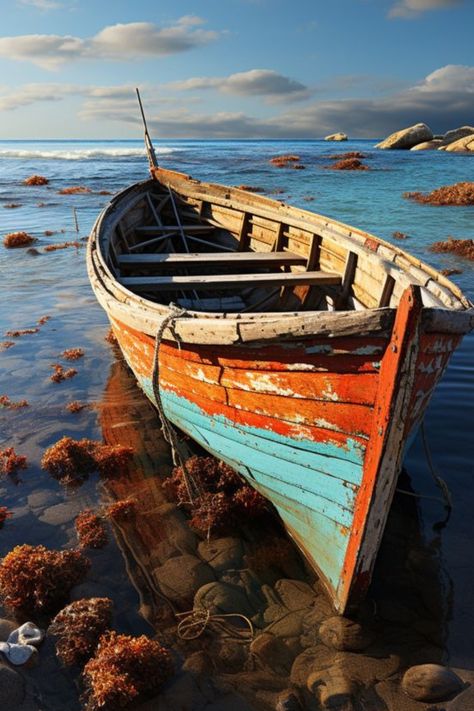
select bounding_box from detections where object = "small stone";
[182,650,211,676]
[402,664,464,702]
[319,616,375,651]
[197,537,243,573]
[27,491,60,510]
[266,609,307,638]
[250,633,294,674]
[0,664,25,707]
[276,689,302,710]
[154,554,215,603]
[275,579,317,611]
[194,581,255,617]
[39,501,82,526]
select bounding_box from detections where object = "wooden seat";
[117,251,307,269]
[119,270,342,292]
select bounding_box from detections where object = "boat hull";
[106,290,460,612]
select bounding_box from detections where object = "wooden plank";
[378,275,395,308]
[136,224,214,234]
[335,251,358,310]
[238,212,251,251]
[119,270,342,292]
[117,251,307,268]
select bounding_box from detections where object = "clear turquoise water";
[0,139,473,679]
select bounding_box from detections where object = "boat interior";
[104,180,466,316]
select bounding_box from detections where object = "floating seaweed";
[5,327,39,337]
[44,241,82,252]
[50,364,78,383]
[83,632,174,710]
[0,447,28,476]
[164,455,271,536]
[27,248,41,256]
[105,499,137,523]
[41,436,133,485]
[0,341,15,351]
[62,348,85,361]
[44,230,57,236]
[3,203,21,209]
[3,231,37,248]
[24,175,49,186]
[234,185,265,193]
[269,155,300,167]
[329,158,369,171]
[37,315,51,325]
[75,510,108,549]
[430,237,474,261]
[0,507,13,528]
[0,544,90,614]
[58,186,92,195]
[404,182,474,206]
[440,268,463,277]
[329,151,367,160]
[98,190,112,195]
[49,597,113,667]
[104,328,117,345]
[0,395,29,409]
[66,401,87,413]
[393,231,409,240]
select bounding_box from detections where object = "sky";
[0,0,473,139]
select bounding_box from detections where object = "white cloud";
[413,64,474,92]
[0,18,220,69]
[168,69,310,102]
[18,0,63,9]
[389,0,462,19]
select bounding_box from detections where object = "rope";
[176,609,254,642]
[151,305,200,503]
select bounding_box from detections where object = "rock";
[376,123,433,149]
[290,645,336,687]
[275,580,317,611]
[325,133,348,142]
[319,616,375,651]
[182,650,212,676]
[410,139,443,151]
[276,689,302,710]
[197,538,243,573]
[440,125,474,146]
[194,581,255,617]
[153,554,215,603]
[402,664,464,702]
[442,135,474,152]
[39,501,82,526]
[210,637,248,672]
[27,491,60,510]
[0,663,25,707]
[266,609,307,638]
[445,683,474,709]
[0,618,18,641]
[335,650,400,686]
[375,679,427,711]
[250,633,294,674]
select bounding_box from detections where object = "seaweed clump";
[0,395,29,408]
[104,328,117,345]
[440,268,463,277]
[163,455,271,535]
[329,151,366,160]
[430,237,474,261]
[62,348,84,360]
[49,597,113,667]
[24,175,49,186]
[0,341,15,351]
[330,158,368,171]
[58,186,91,195]
[404,182,474,206]
[44,241,81,252]
[50,364,78,383]
[234,185,264,193]
[3,231,36,248]
[5,327,39,337]
[269,155,304,169]
[393,231,409,240]
[41,436,133,486]
[0,507,13,528]
[0,544,90,614]
[83,632,174,710]
[66,401,87,413]
[75,510,108,549]
[0,447,28,476]
[105,499,136,523]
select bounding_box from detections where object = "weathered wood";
[238,212,251,251]
[119,270,342,292]
[136,224,214,234]
[378,275,396,308]
[335,251,358,310]
[117,251,307,268]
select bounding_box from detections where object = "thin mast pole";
[136,87,158,170]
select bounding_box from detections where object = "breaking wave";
[0,146,176,160]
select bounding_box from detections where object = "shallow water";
[0,139,473,709]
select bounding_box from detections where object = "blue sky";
[0,0,473,138]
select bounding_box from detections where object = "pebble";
[197,537,243,573]
[0,663,25,707]
[402,664,464,702]
[153,554,215,603]
[319,616,375,652]
[39,501,82,526]
[27,491,60,510]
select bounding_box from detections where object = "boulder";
[307,666,357,709]
[250,633,294,674]
[0,618,18,642]
[153,554,215,603]
[402,664,464,702]
[194,581,255,617]
[0,664,25,707]
[319,616,375,652]
[376,123,433,150]
[275,579,317,611]
[324,133,348,142]
[290,645,336,687]
[442,135,474,152]
[197,537,243,573]
[410,140,443,151]
[276,690,303,711]
[440,125,474,146]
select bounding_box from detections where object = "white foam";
[0,146,175,160]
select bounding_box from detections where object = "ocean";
[0,139,473,709]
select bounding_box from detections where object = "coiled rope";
[176,609,254,641]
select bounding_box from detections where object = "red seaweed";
[105,499,137,523]
[404,182,474,206]
[0,448,28,476]
[0,395,29,409]
[75,510,108,549]
[62,348,85,361]
[41,436,133,485]
[0,507,13,528]
[49,597,113,667]
[50,364,78,382]
[3,232,36,248]
[430,237,474,260]
[24,175,49,186]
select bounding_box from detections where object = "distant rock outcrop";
[410,140,443,151]
[324,132,347,142]
[440,125,474,147]
[376,123,433,149]
[441,134,474,153]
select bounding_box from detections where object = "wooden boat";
[87,157,473,614]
